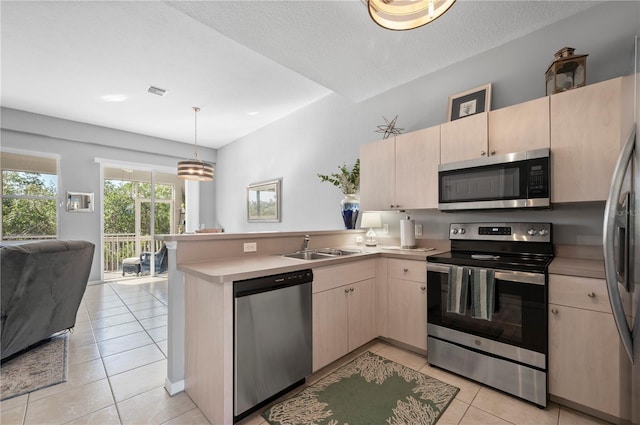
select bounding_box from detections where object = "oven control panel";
[450,222,552,242]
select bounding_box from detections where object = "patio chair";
[140,243,168,275]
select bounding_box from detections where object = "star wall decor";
[374,115,404,139]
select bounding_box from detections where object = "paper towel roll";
[400,219,416,249]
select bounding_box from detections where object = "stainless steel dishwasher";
[233,269,312,422]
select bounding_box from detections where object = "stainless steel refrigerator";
[603,81,639,425]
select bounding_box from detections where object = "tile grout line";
[108,280,169,358]
[102,276,190,425]
[86,284,124,425]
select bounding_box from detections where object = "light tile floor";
[1,277,613,425]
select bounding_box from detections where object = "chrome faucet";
[302,235,310,251]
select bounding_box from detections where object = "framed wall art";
[447,83,492,121]
[247,178,281,222]
[66,191,94,212]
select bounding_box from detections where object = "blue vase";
[341,194,360,229]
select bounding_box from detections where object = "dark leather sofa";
[1,240,94,360]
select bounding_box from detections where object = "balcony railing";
[103,233,164,272]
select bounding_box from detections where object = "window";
[1,152,58,241]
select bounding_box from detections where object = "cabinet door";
[347,278,377,352]
[440,112,488,164]
[548,304,629,419]
[395,126,441,209]
[388,278,427,351]
[550,77,633,202]
[360,138,395,210]
[313,287,348,371]
[488,97,550,155]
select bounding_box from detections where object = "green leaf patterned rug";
[263,350,459,425]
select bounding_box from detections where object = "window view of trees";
[103,178,174,273]
[104,180,173,235]
[1,170,57,240]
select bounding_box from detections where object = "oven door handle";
[427,264,545,285]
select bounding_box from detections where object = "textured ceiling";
[1,1,600,149]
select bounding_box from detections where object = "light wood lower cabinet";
[548,274,630,421]
[312,260,377,371]
[387,259,427,351]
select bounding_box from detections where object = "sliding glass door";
[103,167,183,280]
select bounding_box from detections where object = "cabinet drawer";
[549,274,611,313]
[313,259,376,293]
[387,258,426,283]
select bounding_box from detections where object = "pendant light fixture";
[368,0,456,31]
[177,106,214,181]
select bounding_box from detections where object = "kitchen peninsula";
[157,229,448,424]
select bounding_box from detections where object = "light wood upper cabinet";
[440,112,488,163]
[395,126,440,209]
[441,98,550,165]
[488,96,550,154]
[550,76,634,203]
[360,126,440,211]
[360,138,395,211]
[548,274,631,420]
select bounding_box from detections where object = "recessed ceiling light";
[147,85,168,96]
[101,94,128,102]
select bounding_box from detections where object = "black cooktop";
[427,250,554,274]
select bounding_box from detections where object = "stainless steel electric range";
[426,222,553,407]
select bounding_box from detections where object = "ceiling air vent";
[147,85,167,96]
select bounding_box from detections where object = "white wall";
[215,2,640,243]
[1,108,217,281]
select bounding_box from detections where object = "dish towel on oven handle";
[471,269,495,321]
[446,266,469,315]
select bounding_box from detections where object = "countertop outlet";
[243,242,257,252]
[415,225,423,236]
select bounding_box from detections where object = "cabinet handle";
[587,292,596,298]
[350,287,354,292]
[480,151,486,156]
[551,308,559,314]
[420,286,426,291]
[403,268,409,272]
[490,150,496,155]
[344,288,350,294]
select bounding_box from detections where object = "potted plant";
[317,159,360,229]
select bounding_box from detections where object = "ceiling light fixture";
[367,0,456,31]
[177,107,214,181]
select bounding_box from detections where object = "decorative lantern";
[545,47,588,96]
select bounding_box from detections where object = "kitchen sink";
[282,251,334,260]
[315,248,361,256]
[281,248,362,260]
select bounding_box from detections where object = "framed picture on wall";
[447,83,492,121]
[247,178,281,222]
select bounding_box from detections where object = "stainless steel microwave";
[438,148,550,211]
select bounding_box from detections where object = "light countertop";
[178,247,448,284]
[549,257,605,280]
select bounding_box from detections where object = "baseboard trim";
[549,394,629,425]
[165,378,185,396]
